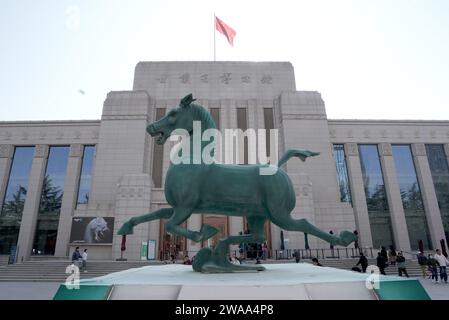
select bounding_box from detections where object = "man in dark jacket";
[377,252,387,275]
[71,247,82,267]
[356,252,368,273]
[417,251,428,278]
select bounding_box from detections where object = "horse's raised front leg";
[118,207,173,235]
[165,208,219,242]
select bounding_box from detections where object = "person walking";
[80,249,88,272]
[427,254,439,283]
[417,251,428,278]
[396,251,409,277]
[377,252,387,275]
[434,249,449,283]
[293,250,300,263]
[388,245,397,266]
[356,252,368,273]
[71,247,82,269]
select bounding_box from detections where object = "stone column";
[0,145,14,211]
[187,214,202,257]
[344,143,373,248]
[229,216,244,256]
[16,145,48,262]
[54,144,84,257]
[412,143,446,247]
[113,174,152,260]
[378,143,411,252]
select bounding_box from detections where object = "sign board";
[140,241,148,260]
[69,217,114,244]
[147,240,156,260]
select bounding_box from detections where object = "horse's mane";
[190,104,216,130]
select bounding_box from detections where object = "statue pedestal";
[53,263,430,300]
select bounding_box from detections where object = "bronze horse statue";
[118,94,356,272]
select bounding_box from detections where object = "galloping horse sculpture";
[118,94,356,272]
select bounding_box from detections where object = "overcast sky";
[1,0,448,121]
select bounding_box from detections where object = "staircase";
[264,258,423,277]
[0,260,164,282]
[0,257,423,282]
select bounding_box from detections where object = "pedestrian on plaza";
[183,255,192,265]
[229,253,241,265]
[356,252,368,273]
[80,249,88,272]
[170,254,176,264]
[427,254,439,283]
[329,231,335,256]
[381,246,389,267]
[71,247,82,268]
[434,249,449,283]
[417,251,428,278]
[293,250,300,263]
[312,257,322,267]
[377,252,387,275]
[396,251,409,277]
[262,242,268,260]
[388,245,396,266]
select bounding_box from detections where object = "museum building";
[0,61,448,262]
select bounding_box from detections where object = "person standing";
[312,257,322,266]
[388,245,397,266]
[377,252,387,275]
[262,242,268,260]
[356,252,368,273]
[80,249,88,272]
[396,251,409,277]
[417,251,428,278]
[427,254,439,283]
[71,247,82,268]
[434,249,449,283]
[293,250,300,263]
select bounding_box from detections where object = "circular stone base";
[55,263,428,300]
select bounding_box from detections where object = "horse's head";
[147,94,197,145]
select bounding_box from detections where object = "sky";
[1,0,448,121]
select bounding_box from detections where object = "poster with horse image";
[69,217,114,244]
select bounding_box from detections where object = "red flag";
[215,16,236,46]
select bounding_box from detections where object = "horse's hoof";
[199,224,219,240]
[338,230,357,246]
[192,247,213,272]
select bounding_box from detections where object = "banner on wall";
[147,240,156,260]
[141,241,148,260]
[69,217,114,244]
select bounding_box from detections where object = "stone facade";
[1,61,448,261]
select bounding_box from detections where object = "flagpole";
[213,13,216,61]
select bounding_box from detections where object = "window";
[0,147,34,254]
[77,145,95,205]
[32,146,69,255]
[359,144,395,248]
[152,108,166,188]
[392,145,431,250]
[263,108,275,163]
[236,108,248,164]
[426,144,449,241]
[209,108,220,130]
[333,144,352,203]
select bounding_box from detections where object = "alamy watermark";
[169,121,279,175]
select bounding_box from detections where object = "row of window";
[333,143,449,250]
[0,145,95,255]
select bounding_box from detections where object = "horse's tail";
[277,149,320,167]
